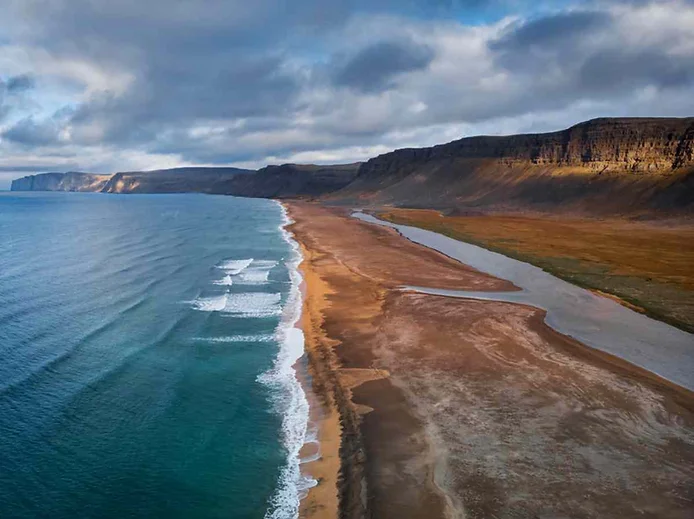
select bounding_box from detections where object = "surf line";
[259,201,317,519]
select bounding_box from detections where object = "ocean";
[0,192,313,518]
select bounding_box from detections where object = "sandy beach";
[289,201,694,519]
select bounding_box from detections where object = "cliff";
[11,172,111,192]
[100,167,253,194]
[210,163,361,198]
[11,163,360,198]
[334,118,694,215]
[10,118,694,215]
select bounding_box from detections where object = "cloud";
[5,74,35,93]
[490,10,610,51]
[0,0,693,190]
[0,74,35,126]
[332,39,435,92]
[2,117,61,145]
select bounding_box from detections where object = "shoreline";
[286,201,694,519]
[261,202,318,519]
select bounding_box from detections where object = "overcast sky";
[1,0,693,188]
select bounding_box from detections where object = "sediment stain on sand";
[289,201,694,519]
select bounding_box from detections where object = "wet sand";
[289,202,694,519]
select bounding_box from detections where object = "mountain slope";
[209,163,361,198]
[333,117,694,215]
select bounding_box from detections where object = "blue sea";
[0,192,314,519]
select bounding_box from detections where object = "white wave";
[252,260,278,269]
[261,202,316,519]
[218,258,253,274]
[193,334,274,343]
[222,292,281,318]
[234,259,278,285]
[236,268,270,285]
[213,274,234,286]
[190,292,228,312]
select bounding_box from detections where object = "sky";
[1,0,693,189]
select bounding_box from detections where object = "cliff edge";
[11,172,111,192]
[10,118,694,216]
[335,117,694,215]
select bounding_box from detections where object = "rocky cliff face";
[100,167,253,194]
[336,118,694,215]
[10,172,111,192]
[9,118,694,215]
[357,118,694,177]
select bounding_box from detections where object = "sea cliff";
[10,117,694,216]
[336,117,694,214]
[11,172,111,192]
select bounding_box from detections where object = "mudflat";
[289,202,694,519]
[379,208,694,333]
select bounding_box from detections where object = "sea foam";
[193,335,274,343]
[236,269,270,285]
[222,292,281,318]
[259,203,316,519]
[218,258,253,274]
[190,292,228,312]
[212,274,234,286]
[235,260,277,285]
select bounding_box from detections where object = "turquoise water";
[0,192,311,518]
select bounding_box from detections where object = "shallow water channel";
[353,212,694,392]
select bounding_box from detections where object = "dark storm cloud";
[332,39,435,93]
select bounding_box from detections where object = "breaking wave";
[260,203,316,519]
[213,274,234,286]
[218,258,253,274]
[190,292,228,312]
[222,292,281,318]
[236,269,270,285]
[235,260,277,285]
[193,335,274,343]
